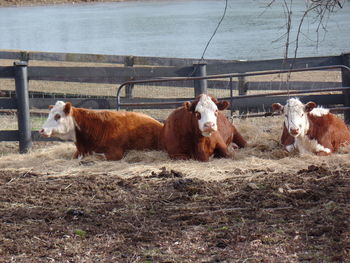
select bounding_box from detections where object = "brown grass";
[0,115,349,181]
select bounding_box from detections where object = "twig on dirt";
[170,206,294,218]
[64,183,72,190]
[33,235,48,244]
[21,169,34,178]
[6,177,16,184]
[241,258,257,263]
[4,169,38,184]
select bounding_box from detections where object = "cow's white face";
[272,98,316,138]
[39,101,76,141]
[194,94,220,137]
[184,94,228,137]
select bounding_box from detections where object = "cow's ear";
[217,100,229,111]
[63,102,72,115]
[48,105,54,110]
[183,101,192,111]
[271,103,284,113]
[305,101,316,112]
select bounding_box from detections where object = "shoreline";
[0,0,148,7]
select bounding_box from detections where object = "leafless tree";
[267,0,345,69]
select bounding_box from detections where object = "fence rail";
[116,65,350,110]
[0,50,350,153]
[0,50,347,80]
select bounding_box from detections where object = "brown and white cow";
[39,101,163,160]
[159,94,247,161]
[272,98,350,156]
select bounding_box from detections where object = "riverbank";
[0,0,141,7]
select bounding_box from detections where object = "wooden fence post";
[342,53,350,124]
[124,56,134,99]
[19,51,29,62]
[193,61,207,97]
[238,75,248,115]
[124,56,134,111]
[14,61,32,153]
[238,75,247,96]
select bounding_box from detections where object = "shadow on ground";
[0,164,349,262]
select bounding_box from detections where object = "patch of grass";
[73,229,87,237]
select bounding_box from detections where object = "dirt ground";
[0,161,349,262]
[0,138,350,263]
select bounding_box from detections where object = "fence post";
[342,53,350,124]
[238,75,248,115]
[124,56,134,99]
[19,51,29,62]
[238,75,247,96]
[193,61,207,96]
[14,61,32,153]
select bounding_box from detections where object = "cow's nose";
[39,128,48,137]
[290,128,299,135]
[203,122,215,130]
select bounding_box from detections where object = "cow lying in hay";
[272,98,350,156]
[160,94,247,161]
[39,101,163,160]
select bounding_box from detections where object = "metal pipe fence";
[116,65,350,116]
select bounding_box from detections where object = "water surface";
[0,0,349,60]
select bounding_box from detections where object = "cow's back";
[73,109,163,154]
[118,111,164,150]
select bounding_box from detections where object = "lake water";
[0,0,349,60]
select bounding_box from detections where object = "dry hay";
[1,115,349,181]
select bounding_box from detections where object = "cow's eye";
[195,112,201,120]
[54,114,61,121]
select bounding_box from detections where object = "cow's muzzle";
[203,122,216,132]
[39,128,50,137]
[289,128,300,137]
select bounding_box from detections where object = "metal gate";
[116,65,350,121]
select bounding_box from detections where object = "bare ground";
[0,158,349,262]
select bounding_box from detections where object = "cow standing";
[39,101,163,160]
[272,98,350,156]
[160,94,247,161]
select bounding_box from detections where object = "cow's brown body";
[217,112,247,148]
[160,104,246,161]
[70,107,163,160]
